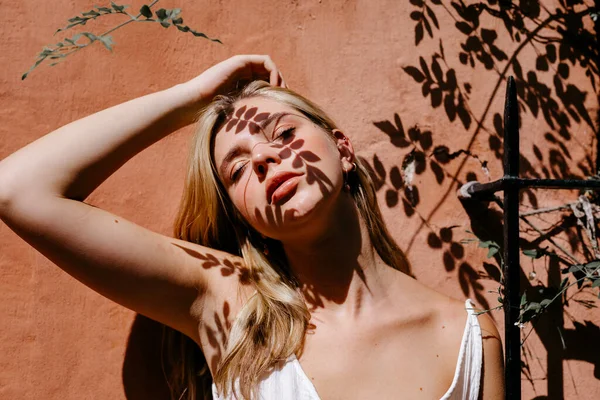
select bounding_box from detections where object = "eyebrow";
[257,111,289,134]
[218,112,293,179]
[219,144,245,179]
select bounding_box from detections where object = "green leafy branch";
[518,259,600,322]
[461,233,505,315]
[463,224,600,345]
[22,1,221,80]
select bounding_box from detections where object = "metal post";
[502,76,521,400]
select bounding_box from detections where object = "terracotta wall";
[1,0,599,398]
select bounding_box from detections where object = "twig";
[489,196,582,264]
[520,215,581,264]
[47,0,161,62]
[520,203,575,217]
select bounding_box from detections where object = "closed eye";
[276,127,296,143]
[231,162,248,183]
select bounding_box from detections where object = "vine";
[22,1,221,80]
[462,189,600,346]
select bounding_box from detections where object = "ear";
[332,129,355,172]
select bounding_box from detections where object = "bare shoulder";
[426,293,505,399]
[403,277,469,327]
[171,238,255,321]
[472,306,505,399]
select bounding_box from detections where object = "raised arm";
[0,55,284,343]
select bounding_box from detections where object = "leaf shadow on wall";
[122,315,171,400]
[363,1,599,398]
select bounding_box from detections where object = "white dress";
[212,299,483,400]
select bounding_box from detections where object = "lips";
[266,171,303,205]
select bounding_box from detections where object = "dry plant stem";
[520,203,575,217]
[520,215,581,265]
[491,196,581,265]
[474,304,503,316]
[493,196,581,264]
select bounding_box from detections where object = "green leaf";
[520,293,527,307]
[160,21,171,28]
[72,32,97,44]
[487,247,499,258]
[140,5,152,18]
[583,260,600,273]
[98,35,114,52]
[172,17,183,25]
[592,279,600,288]
[560,277,569,290]
[497,296,503,303]
[540,299,552,307]
[38,48,53,57]
[523,249,543,259]
[156,8,168,20]
[569,264,583,273]
[478,240,499,249]
[111,2,126,12]
[82,10,100,17]
[21,58,45,80]
[525,302,541,312]
[96,7,114,13]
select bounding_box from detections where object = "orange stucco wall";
[1,0,599,398]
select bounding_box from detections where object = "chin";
[272,186,339,237]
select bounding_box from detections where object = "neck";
[282,193,398,320]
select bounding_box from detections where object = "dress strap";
[439,299,483,400]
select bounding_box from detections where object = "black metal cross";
[458,76,600,400]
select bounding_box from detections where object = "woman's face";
[212,96,352,241]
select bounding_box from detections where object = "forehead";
[232,96,293,118]
[213,97,298,158]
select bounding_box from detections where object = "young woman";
[0,55,504,399]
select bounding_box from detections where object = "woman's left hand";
[175,55,287,114]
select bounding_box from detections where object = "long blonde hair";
[164,81,412,399]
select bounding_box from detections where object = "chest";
[296,319,461,399]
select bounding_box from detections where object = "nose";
[252,142,281,180]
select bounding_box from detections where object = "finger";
[259,56,282,86]
[270,70,279,86]
[278,71,287,88]
[238,55,280,85]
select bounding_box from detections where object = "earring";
[344,180,351,192]
[259,234,270,256]
[343,162,357,192]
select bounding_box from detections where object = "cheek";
[314,139,344,178]
[228,177,263,220]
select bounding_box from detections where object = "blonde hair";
[164,81,412,399]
